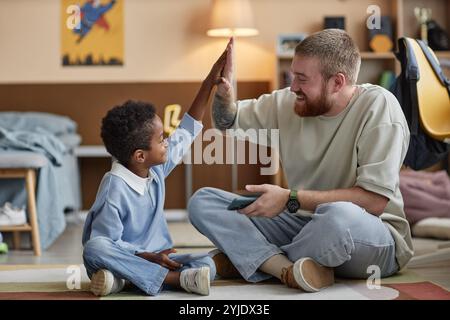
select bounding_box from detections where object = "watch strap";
[290,189,297,200]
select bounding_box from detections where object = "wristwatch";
[286,189,300,213]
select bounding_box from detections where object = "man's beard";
[293,84,333,117]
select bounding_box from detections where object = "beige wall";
[0,0,391,84]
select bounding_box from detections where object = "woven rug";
[0,265,449,300]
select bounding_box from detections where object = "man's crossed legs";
[188,187,399,292]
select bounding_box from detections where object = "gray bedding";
[0,112,81,250]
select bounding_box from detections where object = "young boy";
[82,39,232,296]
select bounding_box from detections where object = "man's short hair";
[295,29,361,85]
[101,100,156,166]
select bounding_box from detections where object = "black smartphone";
[227,195,260,211]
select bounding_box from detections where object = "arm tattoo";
[212,94,237,130]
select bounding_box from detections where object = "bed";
[0,112,82,250]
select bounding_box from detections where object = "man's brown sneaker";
[281,257,334,292]
[209,249,241,279]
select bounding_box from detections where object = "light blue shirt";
[82,113,203,254]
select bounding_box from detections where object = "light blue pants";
[188,187,399,282]
[82,236,216,296]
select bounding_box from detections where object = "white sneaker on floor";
[180,267,210,296]
[0,202,26,226]
[90,269,125,296]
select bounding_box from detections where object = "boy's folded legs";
[83,239,214,296]
[88,266,212,296]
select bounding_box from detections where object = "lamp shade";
[207,0,259,37]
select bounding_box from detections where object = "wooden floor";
[1,213,449,291]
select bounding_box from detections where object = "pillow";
[0,112,77,135]
[412,217,450,240]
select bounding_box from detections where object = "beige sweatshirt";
[229,84,414,270]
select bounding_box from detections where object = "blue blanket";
[0,127,67,165]
[0,127,69,250]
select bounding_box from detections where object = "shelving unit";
[276,0,450,89]
[0,168,41,256]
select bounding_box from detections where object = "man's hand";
[211,37,237,130]
[205,37,233,89]
[136,248,182,270]
[215,37,234,100]
[238,184,290,218]
[188,38,233,121]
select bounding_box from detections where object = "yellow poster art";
[61,0,124,66]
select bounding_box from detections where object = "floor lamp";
[207,0,259,192]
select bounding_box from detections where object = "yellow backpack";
[391,37,450,170]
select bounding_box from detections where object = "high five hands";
[206,37,234,101]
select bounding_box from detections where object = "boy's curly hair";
[101,100,156,166]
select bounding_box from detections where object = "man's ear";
[133,149,146,163]
[332,73,346,92]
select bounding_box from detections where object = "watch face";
[287,199,300,213]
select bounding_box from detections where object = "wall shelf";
[436,51,450,59]
[75,145,110,158]
[278,52,396,60]
[360,52,395,59]
[0,224,32,232]
[276,0,450,89]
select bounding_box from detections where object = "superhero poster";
[61,0,124,66]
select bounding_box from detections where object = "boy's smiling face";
[130,115,168,174]
[144,115,168,167]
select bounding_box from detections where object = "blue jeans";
[82,236,216,296]
[188,187,398,282]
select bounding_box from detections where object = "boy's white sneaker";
[180,267,210,296]
[90,269,125,296]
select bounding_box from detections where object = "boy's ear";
[133,149,146,163]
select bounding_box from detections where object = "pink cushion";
[400,170,450,225]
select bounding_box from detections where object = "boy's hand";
[136,248,182,270]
